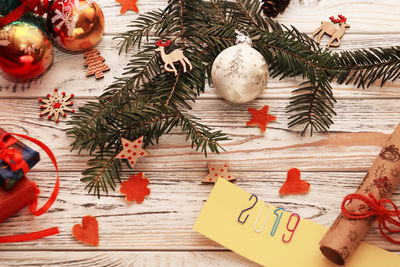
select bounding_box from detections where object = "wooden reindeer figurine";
[155,40,192,76]
[312,15,350,48]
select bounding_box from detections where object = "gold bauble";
[48,0,105,51]
[0,21,54,79]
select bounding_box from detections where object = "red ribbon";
[0,133,59,243]
[0,133,29,173]
[0,0,49,28]
[341,193,400,244]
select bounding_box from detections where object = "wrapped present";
[0,176,36,223]
[0,128,40,190]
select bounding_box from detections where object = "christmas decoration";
[120,173,150,203]
[246,105,276,132]
[261,0,291,18]
[83,48,110,79]
[279,168,310,195]
[115,136,150,168]
[39,89,75,123]
[202,162,236,183]
[72,215,99,246]
[211,31,268,104]
[0,131,60,243]
[155,40,192,76]
[0,128,40,190]
[116,0,139,14]
[312,15,350,48]
[0,177,36,223]
[68,0,400,196]
[48,0,105,51]
[320,123,400,265]
[0,21,54,79]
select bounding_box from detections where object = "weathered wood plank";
[1,33,400,99]
[98,0,400,35]
[0,98,400,172]
[0,251,258,267]
[0,172,398,251]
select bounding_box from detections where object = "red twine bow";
[0,133,29,173]
[0,133,60,243]
[0,0,49,28]
[341,193,400,244]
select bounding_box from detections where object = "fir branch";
[335,47,400,88]
[69,0,400,196]
[116,9,165,52]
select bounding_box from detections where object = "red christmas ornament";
[0,21,54,79]
[246,105,276,132]
[48,0,105,51]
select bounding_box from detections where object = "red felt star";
[120,173,151,203]
[202,162,236,183]
[115,136,150,168]
[279,168,310,195]
[115,0,139,14]
[246,105,276,132]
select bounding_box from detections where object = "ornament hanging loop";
[235,30,252,46]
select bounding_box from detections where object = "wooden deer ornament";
[312,15,350,48]
[155,40,193,76]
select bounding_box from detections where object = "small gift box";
[0,128,40,190]
[0,176,36,223]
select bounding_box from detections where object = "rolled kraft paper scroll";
[320,123,400,265]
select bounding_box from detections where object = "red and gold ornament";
[48,0,105,51]
[0,21,54,79]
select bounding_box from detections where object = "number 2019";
[237,194,300,243]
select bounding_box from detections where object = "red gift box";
[0,176,36,223]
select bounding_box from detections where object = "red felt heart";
[279,168,310,195]
[72,215,99,246]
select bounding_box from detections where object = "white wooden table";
[1,0,400,266]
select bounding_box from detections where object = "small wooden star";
[115,136,150,168]
[246,105,276,132]
[202,162,236,183]
[115,0,139,14]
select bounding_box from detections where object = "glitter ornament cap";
[235,30,252,45]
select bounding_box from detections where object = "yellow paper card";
[193,179,400,267]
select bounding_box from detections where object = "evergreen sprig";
[67,0,400,196]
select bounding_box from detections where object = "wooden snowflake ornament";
[39,89,74,123]
[84,48,110,79]
[202,162,236,183]
[115,0,139,14]
[115,136,150,168]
